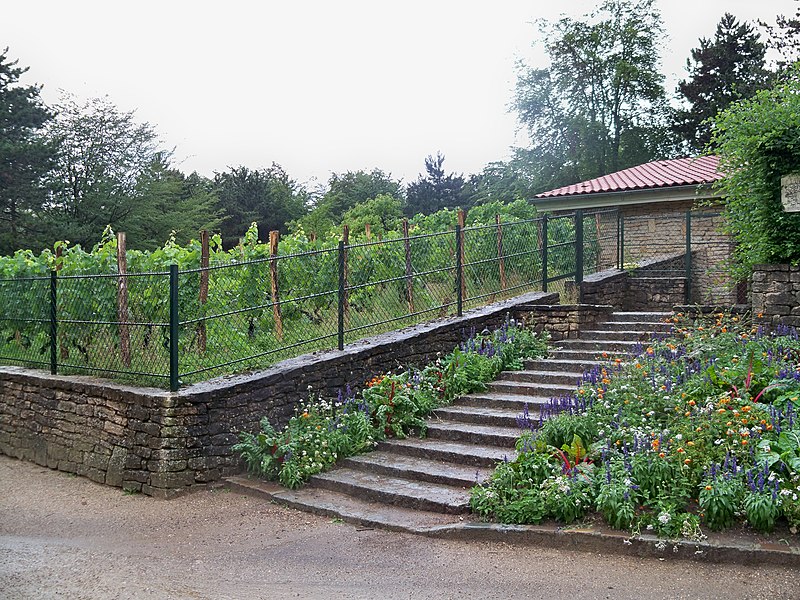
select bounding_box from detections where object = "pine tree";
[674,13,772,154]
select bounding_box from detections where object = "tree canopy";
[711,65,800,276]
[673,13,771,154]
[405,153,467,217]
[512,0,671,191]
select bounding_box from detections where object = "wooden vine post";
[365,222,372,241]
[116,231,131,368]
[402,219,414,314]
[457,209,467,303]
[269,230,284,341]
[496,214,507,291]
[198,230,209,353]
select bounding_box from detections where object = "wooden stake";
[402,219,414,314]
[365,222,372,241]
[198,230,209,353]
[269,230,283,341]
[116,231,131,368]
[496,214,507,291]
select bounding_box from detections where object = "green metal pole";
[685,210,692,304]
[169,264,179,392]
[575,209,584,285]
[455,225,463,317]
[541,214,549,293]
[617,211,622,270]
[337,240,345,350]
[50,271,57,375]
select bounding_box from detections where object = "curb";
[226,476,800,567]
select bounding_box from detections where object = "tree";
[122,157,223,249]
[512,0,671,190]
[405,153,467,216]
[317,169,404,222]
[213,164,307,246]
[760,3,800,70]
[710,65,800,277]
[41,94,164,247]
[340,194,404,238]
[674,13,772,154]
[0,48,54,254]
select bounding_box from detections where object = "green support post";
[169,264,179,392]
[455,225,463,317]
[575,209,584,285]
[338,240,345,350]
[50,270,57,375]
[685,210,692,304]
[541,214,548,293]
[617,212,623,270]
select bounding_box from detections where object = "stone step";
[554,339,643,353]
[609,311,673,322]
[378,437,516,468]
[579,329,652,342]
[598,321,674,332]
[500,369,585,386]
[524,358,605,372]
[341,451,493,487]
[454,391,551,411]
[425,420,520,447]
[433,404,531,428]
[548,348,631,362]
[226,477,461,531]
[310,467,472,514]
[487,379,576,397]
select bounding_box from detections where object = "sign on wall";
[782,174,800,212]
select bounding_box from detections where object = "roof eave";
[530,183,721,211]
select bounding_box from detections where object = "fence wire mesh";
[0,206,735,389]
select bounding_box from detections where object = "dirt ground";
[1,455,799,600]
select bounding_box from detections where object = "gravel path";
[1,455,798,600]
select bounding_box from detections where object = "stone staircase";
[232,311,674,529]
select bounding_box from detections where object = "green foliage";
[0,48,55,254]
[673,13,771,154]
[513,0,671,191]
[405,153,467,217]
[710,66,800,277]
[339,194,404,238]
[699,474,743,531]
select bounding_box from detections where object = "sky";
[3,0,797,189]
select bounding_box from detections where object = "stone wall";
[519,304,614,341]
[1,290,568,497]
[752,264,800,328]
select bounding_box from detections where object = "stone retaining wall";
[752,264,800,328]
[3,291,588,498]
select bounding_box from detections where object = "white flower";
[658,512,671,525]
[675,434,683,441]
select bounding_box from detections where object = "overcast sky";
[3,0,796,188]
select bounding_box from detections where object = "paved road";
[1,455,798,600]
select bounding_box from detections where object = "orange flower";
[659,452,666,458]
[684,458,692,464]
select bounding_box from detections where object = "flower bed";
[471,313,800,538]
[234,319,549,488]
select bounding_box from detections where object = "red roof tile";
[535,156,723,198]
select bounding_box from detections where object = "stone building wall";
[1,290,571,497]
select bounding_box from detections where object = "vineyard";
[0,208,618,389]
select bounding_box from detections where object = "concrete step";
[487,379,576,397]
[227,477,461,531]
[454,391,551,411]
[310,467,472,514]
[580,329,652,342]
[341,451,493,487]
[425,420,520,447]
[378,437,516,468]
[500,369,585,387]
[433,404,531,428]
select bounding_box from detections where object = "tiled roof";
[535,156,723,198]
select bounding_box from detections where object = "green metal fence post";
[455,224,463,317]
[49,270,57,375]
[685,210,692,304]
[541,214,549,293]
[617,211,623,270]
[575,209,584,285]
[169,264,179,392]
[338,240,345,350]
